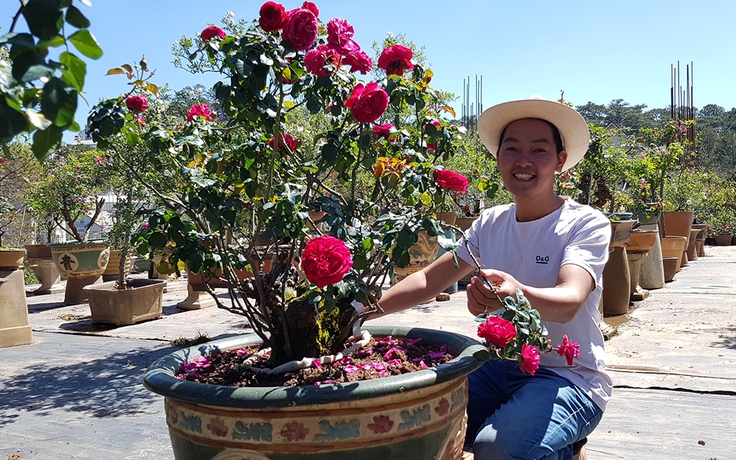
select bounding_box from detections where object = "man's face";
[496,118,567,200]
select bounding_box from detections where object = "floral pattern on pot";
[164,379,466,450]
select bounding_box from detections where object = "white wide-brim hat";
[477,96,590,171]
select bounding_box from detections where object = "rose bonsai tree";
[89,2,471,369]
[88,0,583,382]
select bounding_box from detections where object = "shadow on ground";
[0,343,174,428]
[27,300,66,313]
[713,327,736,350]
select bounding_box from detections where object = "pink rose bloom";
[326,18,357,53]
[201,25,226,41]
[478,316,517,348]
[301,236,354,288]
[301,1,319,18]
[259,1,288,32]
[519,344,540,375]
[434,169,469,194]
[304,44,342,77]
[372,123,394,141]
[556,334,580,366]
[125,95,148,112]
[186,104,213,122]
[268,133,299,153]
[345,81,389,124]
[425,119,442,150]
[282,8,318,51]
[425,119,441,130]
[343,50,373,75]
[378,44,414,76]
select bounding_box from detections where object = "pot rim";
[47,240,107,247]
[143,325,486,408]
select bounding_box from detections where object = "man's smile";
[513,172,535,181]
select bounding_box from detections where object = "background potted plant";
[708,209,736,246]
[26,146,114,304]
[83,172,167,326]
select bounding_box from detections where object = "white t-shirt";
[455,199,613,411]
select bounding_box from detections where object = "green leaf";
[68,29,103,59]
[391,248,410,268]
[31,125,63,161]
[65,5,91,28]
[22,0,64,41]
[41,77,77,128]
[60,51,86,90]
[147,232,168,249]
[124,128,140,146]
[0,98,30,142]
[396,226,418,249]
[37,34,65,50]
[11,51,52,82]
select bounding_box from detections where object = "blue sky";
[3,0,735,141]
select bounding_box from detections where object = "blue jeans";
[465,360,603,460]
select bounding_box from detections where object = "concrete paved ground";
[1,245,735,459]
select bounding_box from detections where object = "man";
[375,96,611,459]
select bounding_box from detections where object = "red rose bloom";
[125,95,148,112]
[478,316,517,348]
[301,1,319,18]
[343,50,373,75]
[556,334,580,366]
[268,133,299,153]
[326,18,356,53]
[519,344,541,375]
[201,25,226,41]
[434,169,469,194]
[282,8,318,51]
[345,81,389,124]
[378,44,415,76]
[301,236,354,288]
[372,123,394,141]
[304,44,342,77]
[259,1,288,32]
[186,104,213,122]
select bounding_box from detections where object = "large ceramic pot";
[455,217,477,232]
[48,241,110,305]
[625,231,658,301]
[660,236,688,273]
[179,265,258,310]
[691,224,709,257]
[143,326,486,460]
[393,231,440,283]
[25,243,62,295]
[602,220,635,316]
[0,266,33,348]
[0,249,26,270]
[84,278,166,325]
[634,209,661,225]
[662,211,694,238]
[436,211,458,226]
[24,243,52,260]
[49,241,110,277]
[101,250,137,282]
[714,235,733,246]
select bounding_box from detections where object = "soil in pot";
[176,334,456,388]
